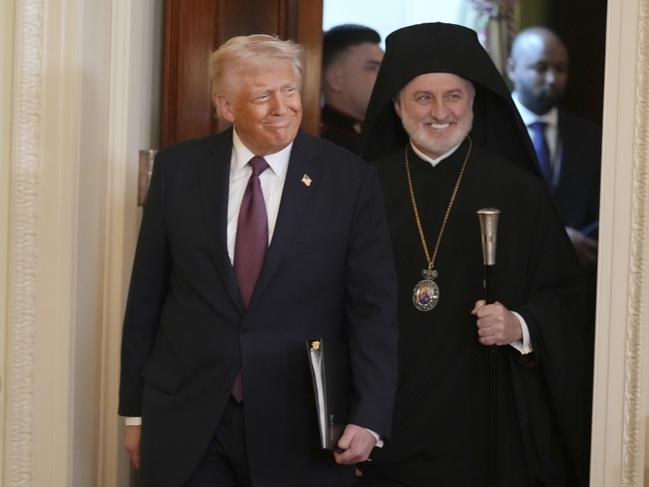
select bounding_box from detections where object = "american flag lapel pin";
[301,174,312,187]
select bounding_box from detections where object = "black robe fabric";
[364,139,590,486]
[320,104,364,155]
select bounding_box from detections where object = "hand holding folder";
[306,338,351,451]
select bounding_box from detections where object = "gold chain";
[404,136,473,271]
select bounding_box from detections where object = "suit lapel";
[250,131,321,304]
[199,129,245,315]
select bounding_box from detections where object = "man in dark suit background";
[507,26,601,268]
[320,25,384,155]
[119,34,398,487]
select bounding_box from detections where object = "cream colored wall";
[31,0,82,483]
[3,0,161,486]
[72,0,163,485]
[96,1,163,485]
[0,0,16,483]
[72,0,111,484]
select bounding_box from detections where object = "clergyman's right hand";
[125,425,142,469]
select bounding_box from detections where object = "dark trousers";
[183,397,252,487]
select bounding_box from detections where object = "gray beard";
[408,120,473,159]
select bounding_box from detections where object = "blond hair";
[209,34,303,101]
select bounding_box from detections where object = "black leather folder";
[306,338,351,451]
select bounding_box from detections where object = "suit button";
[222,383,230,391]
[241,328,250,335]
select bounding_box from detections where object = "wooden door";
[162,0,323,146]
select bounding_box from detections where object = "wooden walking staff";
[477,207,501,487]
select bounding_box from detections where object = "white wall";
[323,0,465,46]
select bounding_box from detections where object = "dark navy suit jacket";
[119,128,398,487]
[552,110,602,238]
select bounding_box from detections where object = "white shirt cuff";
[365,428,383,448]
[509,311,533,355]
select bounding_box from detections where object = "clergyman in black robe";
[358,23,591,487]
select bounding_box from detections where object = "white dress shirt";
[409,140,533,355]
[227,129,291,262]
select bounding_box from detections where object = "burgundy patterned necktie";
[231,156,269,401]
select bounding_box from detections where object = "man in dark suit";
[119,34,398,487]
[507,26,601,267]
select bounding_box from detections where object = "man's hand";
[471,300,522,346]
[124,425,142,469]
[333,424,376,464]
